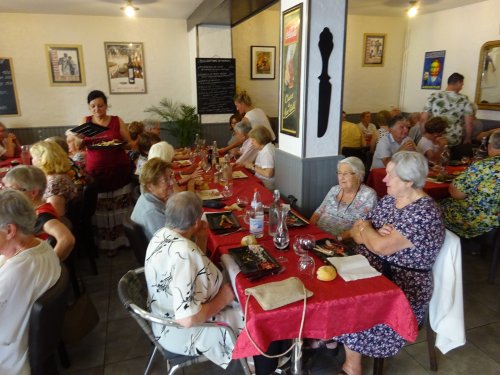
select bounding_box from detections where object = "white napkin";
[327,254,381,281]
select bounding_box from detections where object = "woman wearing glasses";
[310,157,377,241]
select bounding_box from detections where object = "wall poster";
[104,42,146,94]
[45,44,85,86]
[421,50,446,90]
[362,34,385,67]
[280,4,302,137]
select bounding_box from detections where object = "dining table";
[366,165,468,200]
[172,160,419,375]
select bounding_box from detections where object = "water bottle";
[478,137,488,159]
[268,189,280,236]
[249,188,264,238]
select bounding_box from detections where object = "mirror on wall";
[475,40,500,111]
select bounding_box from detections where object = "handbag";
[62,282,100,343]
[243,277,313,357]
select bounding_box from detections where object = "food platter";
[286,211,309,227]
[205,211,240,233]
[196,189,223,200]
[311,238,348,261]
[232,171,248,179]
[229,245,282,278]
[86,140,127,150]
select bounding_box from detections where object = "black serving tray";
[70,122,109,137]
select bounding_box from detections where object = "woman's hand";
[377,224,394,236]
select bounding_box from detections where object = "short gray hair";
[489,131,500,149]
[0,189,36,235]
[164,192,202,232]
[391,151,428,189]
[3,166,47,200]
[338,157,366,179]
[143,119,161,132]
[234,121,252,136]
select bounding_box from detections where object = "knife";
[317,27,334,138]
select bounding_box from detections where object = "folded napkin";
[327,254,381,281]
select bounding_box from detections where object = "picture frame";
[280,4,303,137]
[421,50,446,90]
[362,34,386,67]
[251,46,276,80]
[45,44,85,86]
[104,42,146,94]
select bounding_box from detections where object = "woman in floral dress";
[441,131,500,238]
[334,152,445,375]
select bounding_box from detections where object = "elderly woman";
[30,140,77,217]
[244,126,275,190]
[145,191,240,368]
[234,91,276,141]
[441,131,500,239]
[3,165,75,260]
[65,130,86,170]
[333,151,445,375]
[131,158,181,240]
[233,121,259,165]
[0,121,21,159]
[310,157,377,240]
[0,189,61,375]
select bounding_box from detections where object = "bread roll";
[316,265,337,281]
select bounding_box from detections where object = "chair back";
[341,146,373,175]
[123,214,149,266]
[29,264,70,375]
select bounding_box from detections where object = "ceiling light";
[407,1,419,17]
[121,0,139,17]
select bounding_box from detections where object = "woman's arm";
[46,195,67,217]
[219,136,244,155]
[309,212,320,225]
[449,182,467,200]
[118,117,132,143]
[244,163,274,178]
[176,283,235,328]
[351,219,413,256]
[43,219,75,260]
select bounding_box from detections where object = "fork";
[219,228,244,236]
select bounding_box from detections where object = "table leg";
[290,338,302,375]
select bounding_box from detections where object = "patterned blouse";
[43,174,77,204]
[441,156,500,238]
[313,184,378,236]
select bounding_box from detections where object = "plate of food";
[286,211,309,227]
[311,238,348,261]
[205,211,240,233]
[174,160,192,166]
[87,139,127,150]
[196,189,223,200]
[229,245,282,278]
[232,170,248,179]
[448,160,467,166]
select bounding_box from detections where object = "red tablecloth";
[366,166,467,200]
[219,239,418,359]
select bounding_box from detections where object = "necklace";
[336,184,361,215]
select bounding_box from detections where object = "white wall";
[343,15,407,113]
[401,0,500,121]
[232,4,280,117]
[0,13,193,128]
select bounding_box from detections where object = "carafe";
[273,204,290,250]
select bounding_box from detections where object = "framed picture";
[421,50,446,90]
[45,44,85,85]
[280,4,303,137]
[251,46,275,79]
[362,34,386,67]
[104,42,146,94]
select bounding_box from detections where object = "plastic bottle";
[478,137,488,159]
[249,188,264,238]
[268,189,280,236]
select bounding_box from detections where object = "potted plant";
[145,98,202,147]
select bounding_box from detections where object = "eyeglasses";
[336,172,356,177]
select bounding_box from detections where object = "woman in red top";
[80,90,133,256]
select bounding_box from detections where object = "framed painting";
[45,44,85,85]
[104,42,146,94]
[251,46,275,79]
[421,50,446,89]
[362,34,386,67]
[280,4,303,137]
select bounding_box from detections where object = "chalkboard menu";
[196,58,236,114]
[0,58,20,116]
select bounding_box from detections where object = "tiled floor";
[60,243,500,375]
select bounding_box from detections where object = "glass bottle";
[127,54,135,84]
[268,189,280,236]
[212,141,218,166]
[273,204,290,250]
[478,137,488,159]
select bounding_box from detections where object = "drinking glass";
[221,183,233,198]
[236,196,248,208]
[292,235,307,257]
[298,255,316,278]
[301,234,316,252]
[21,145,31,165]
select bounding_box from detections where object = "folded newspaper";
[327,254,381,281]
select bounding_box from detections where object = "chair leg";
[487,229,500,284]
[58,341,71,368]
[144,346,157,375]
[373,357,384,375]
[425,318,438,371]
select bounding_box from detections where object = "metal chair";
[29,264,71,374]
[123,214,149,267]
[117,267,252,375]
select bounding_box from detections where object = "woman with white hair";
[145,191,241,368]
[0,189,61,375]
[233,121,259,165]
[333,151,445,375]
[310,156,377,240]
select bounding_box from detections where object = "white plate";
[196,189,223,200]
[232,170,248,179]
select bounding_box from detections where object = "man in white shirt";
[371,115,416,169]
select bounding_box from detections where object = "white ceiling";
[0,0,487,19]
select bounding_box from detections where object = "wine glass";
[301,235,316,252]
[298,255,316,279]
[293,235,307,257]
